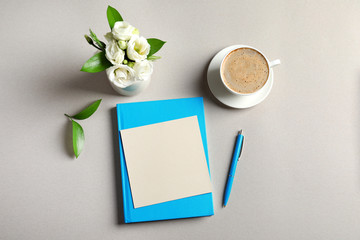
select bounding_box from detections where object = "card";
[120,116,212,208]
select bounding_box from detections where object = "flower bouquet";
[81,6,166,96]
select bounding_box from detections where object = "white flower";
[105,40,125,65]
[106,64,136,88]
[127,35,150,62]
[112,21,138,41]
[104,32,115,42]
[133,60,153,81]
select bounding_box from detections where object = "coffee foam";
[221,48,269,94]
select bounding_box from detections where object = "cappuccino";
[221,48,269,94]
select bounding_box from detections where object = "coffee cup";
[220,45,280,96]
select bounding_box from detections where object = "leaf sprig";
[65,99,102,158]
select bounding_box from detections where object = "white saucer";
[207,45,274,109]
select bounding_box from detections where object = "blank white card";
[120,116,212,208]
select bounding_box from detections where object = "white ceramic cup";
[220,45,280,96]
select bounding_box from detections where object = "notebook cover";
[116,97,214,223]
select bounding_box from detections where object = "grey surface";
[1,0,360,239]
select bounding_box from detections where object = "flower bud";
[118,40,127,50]
[84,35,93,44]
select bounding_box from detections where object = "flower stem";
[64,114,72,120]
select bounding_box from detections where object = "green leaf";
[72,120,85,158]
[147,38,166,57]
[81,52,112,73]
[67,99,102,120]
[89,29,106,51]
[107,5,123,29]
[147,55,161,61]
[84,34,101,50]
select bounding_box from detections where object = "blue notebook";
[116,97,214,223]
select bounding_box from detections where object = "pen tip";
[223,204,226,208]
[238,130,242,135]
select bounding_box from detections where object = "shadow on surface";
[63,72,119,96]
[110,107,125,224]
[358,75,360,190]
[63,120,74,159]
[198,58,236,110]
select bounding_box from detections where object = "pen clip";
[237,136,244,161]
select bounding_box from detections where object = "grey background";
[1,0,359,239]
